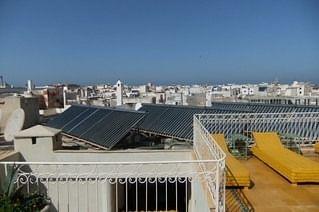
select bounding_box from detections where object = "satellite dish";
[4,108,25,141]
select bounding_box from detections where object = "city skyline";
[2,78,319,88]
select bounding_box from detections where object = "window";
[32,137,37,145]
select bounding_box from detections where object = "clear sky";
[0,0,319,86]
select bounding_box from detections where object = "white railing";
[0,115,227,212]
[194,115,226,212]
[1,160,224,212]
[198,112,319,146]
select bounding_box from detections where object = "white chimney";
[206,91,212,107]
[116,80,123,106]
[63,86,68,107]
[27,80,33,93]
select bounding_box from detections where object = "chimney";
[27,80,34,93]
[63,86,68,107]
[116,80,123,106]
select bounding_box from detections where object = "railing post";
[222,161,226,212]
[215,163,220,212]
[4,163,8,177]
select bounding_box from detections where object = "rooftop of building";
[15,125,61,138]
[0,149,14,160]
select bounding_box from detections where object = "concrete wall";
[19,96,40,128]
[191,180,215,212]
[44,179,115,212]
[14,133,192,163]
[0,96,39,132]
[12,136,212,212]
[14,136,58,161]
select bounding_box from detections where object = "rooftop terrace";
[242,155,319,211]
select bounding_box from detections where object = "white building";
[240,85,254,96]
[0,104,228,212]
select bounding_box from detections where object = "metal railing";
[0,115,227,212]
[225,167,254,212]
[197,112,319,146]
[193,115,226,212]
[1,160,222,212]
[195,114,254,212]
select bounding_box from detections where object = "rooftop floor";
[242,154,319,212]
[0,149,14,160]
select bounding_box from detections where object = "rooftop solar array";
[47,103,319,148]
[47,105,145,149]
[210,102,319,113]
[137,104,244,141]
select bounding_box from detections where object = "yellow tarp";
[211,134,251,187]
[315,142,319,154]
[252,132,319,183]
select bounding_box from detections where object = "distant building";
[32,86,64,109]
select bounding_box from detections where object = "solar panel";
[137,104,241,141]
[211,102,319,114]
[81,110,144,149]
[62,107,98,132]
[48,103,319,146]
[47,105,145,149]
[67,109,112,136]
[47,106,87,129]
[137,103,319,141]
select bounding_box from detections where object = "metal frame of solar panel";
[137,104,247,141]
[47,105,145,149]
[211,102,319,113]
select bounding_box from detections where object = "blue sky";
[0,0,319,86]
